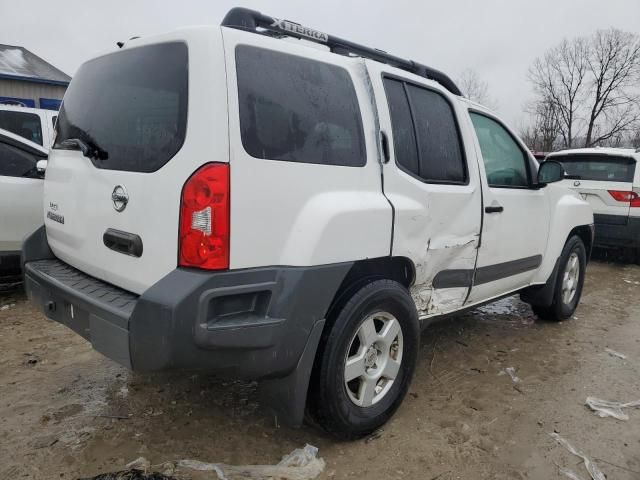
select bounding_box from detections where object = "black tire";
[533,235,586,321]
[308,279,419,439]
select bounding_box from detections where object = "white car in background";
[0,128,48,282]
[0,105,58,148]
[549,148,640,261]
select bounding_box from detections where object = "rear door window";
[53,42,188,173]
[383,79,419,174]
[236,46,365,167]
[407,84,466,183]
[383,77,467,183]
[0,111,43,145]
[553,155,635,182]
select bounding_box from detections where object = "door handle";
[485,205,504,214]
[380,130,390,164]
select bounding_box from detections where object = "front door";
[466,111,549,304]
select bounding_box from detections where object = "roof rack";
[221,7,462,96]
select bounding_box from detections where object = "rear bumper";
[593,214,640,248]
[24,257,349,377]
[22,226,353,426]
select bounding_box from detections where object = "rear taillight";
[179,163,229,269]
[608,190,640,207]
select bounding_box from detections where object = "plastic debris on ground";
[559,467,587,480]
[585,396,640,420]
[604,348,627,359]
[498,367,521,383]
[81,444,325,480]
[549,433,605,480]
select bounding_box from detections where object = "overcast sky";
[2,0,639,126]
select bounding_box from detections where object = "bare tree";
[520,97,562,152]
[527,29,640,149]
[528,38,589,148]
[584,29,640,146]
[457,68,497,109]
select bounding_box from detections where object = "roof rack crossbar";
[221,7,462,96]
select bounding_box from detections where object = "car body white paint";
[0,128,48,253]
[41,25,593,313]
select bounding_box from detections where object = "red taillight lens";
[179,163,229,270]
[608,189,640,207]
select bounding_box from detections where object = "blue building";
[0,44,70,110]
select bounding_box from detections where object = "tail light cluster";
[608,190,640,207]
[179,163,229,270]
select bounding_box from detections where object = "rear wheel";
[533,235,586,321]
[308,279,419,439]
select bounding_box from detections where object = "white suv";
[548,148,640,260]
[23,8,593,438]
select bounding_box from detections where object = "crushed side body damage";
[410,233,479,318]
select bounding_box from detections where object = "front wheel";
[308,279,419,439]
[533,235,586,321]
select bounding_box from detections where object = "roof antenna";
[116,41,124,48]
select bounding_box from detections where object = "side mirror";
[537,160,565,185]
[36,159,48,175]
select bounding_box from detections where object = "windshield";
[553,154,636,182]
[54,42,188,173]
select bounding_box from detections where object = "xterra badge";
[270,18,329,43]
[112,185,129,212]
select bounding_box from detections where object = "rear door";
[43,30,230,295]
[554,153,636,224]
[366,62,482,317]
[0,131,47,253]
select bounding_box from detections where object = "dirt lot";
[1,254,639,479]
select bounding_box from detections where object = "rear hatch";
[44,29,229,294]
[553,153,636,225]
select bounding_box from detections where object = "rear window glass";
[54,42,188,173]
[0,111,43,145]
[236,45,365,167]
[553,155,636,182]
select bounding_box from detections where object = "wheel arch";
[325,256,416,323]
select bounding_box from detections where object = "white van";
[23,8,593,437]
[0,105,58,148]
[549,148,640,259]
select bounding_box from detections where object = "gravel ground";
[1,253,639,479]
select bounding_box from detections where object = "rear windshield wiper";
[59,138,109,161]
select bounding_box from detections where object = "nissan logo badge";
[112,185,129,212]
[573,180,581,187]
